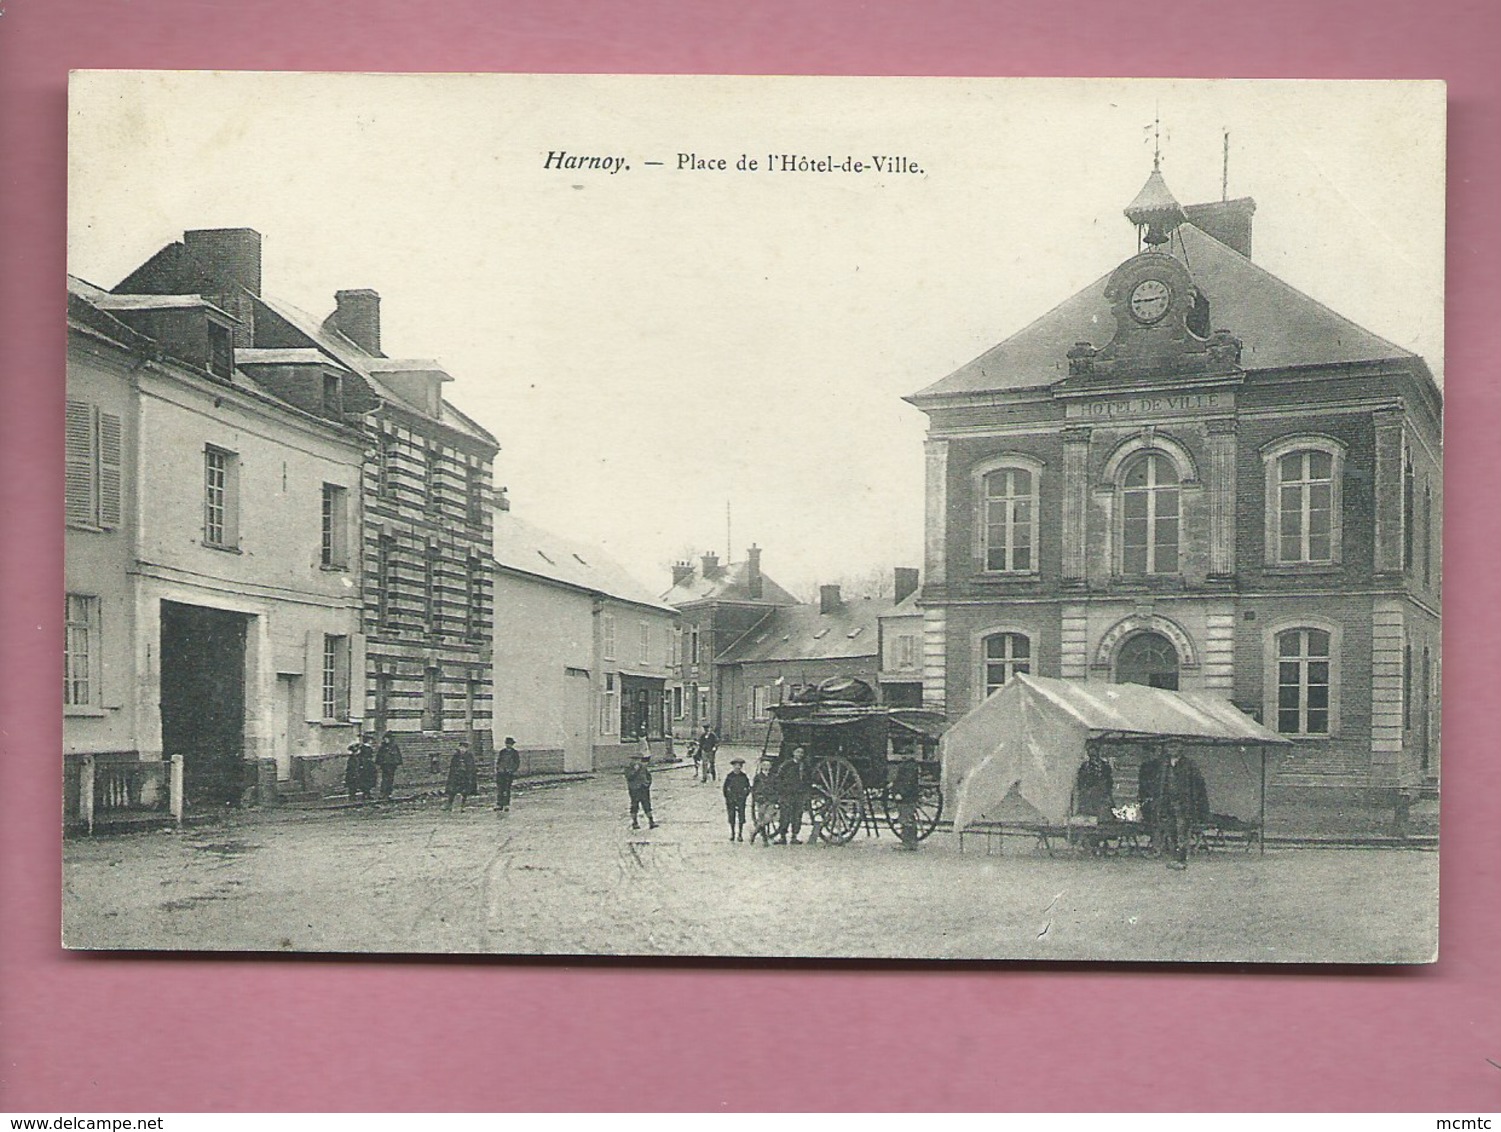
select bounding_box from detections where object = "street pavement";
[63,758,1438,962]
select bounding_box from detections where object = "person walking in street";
[888,743,923,850]
[1154,741,1210,869]
[625,747,656,830]
[443,739,478,811]
[345,733,375,803]
[774,746,812,844]
[375,731,403,802]
[698,722,719,783]
[722,756,751,841]
[494,736,521,813]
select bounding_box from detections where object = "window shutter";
[65,401,96,524]
[98,412,123,528]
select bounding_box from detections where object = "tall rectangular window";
[1277,450,1335,563]
[673,686,684,719]
[1403,454,1415,570]
[65,401,123,530]
[602,613,616,661]
[1422,484,1433,588]
[321,484,349,568]
[689,627,701,665]
[64,594,98,708]
[465,556,483,640]
[601,673,616,734]
[897,634,918,669]
[982,466,1037,572]
[376,535,396,628]
[1276,628,1332,736]
[424,544,441,636]
[638,622,651,665]
[203,446,239,549]
[424,443,441,513]
[376,432,396,500]
[423,667,443,732]
[465,463,484,527]
[322,634,350,721]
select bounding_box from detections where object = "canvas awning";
[941,674,1289,833]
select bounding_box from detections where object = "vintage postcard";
[63,73,1443,961]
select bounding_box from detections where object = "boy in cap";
[722,756,751,841]
[624,747,656,829]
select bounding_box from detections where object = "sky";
[67,74,1446,600]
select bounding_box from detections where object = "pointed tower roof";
[1124,168,1187,245]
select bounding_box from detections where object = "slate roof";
[254,293,498,448]
[661,560,800,607]
[908,219,1416,402]
[494,511,675,615]
[715,597,894,665]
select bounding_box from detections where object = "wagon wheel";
[882,778,944,842]
[750,784,781,845]
[808,756,865,845]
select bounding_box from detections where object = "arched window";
[983,632,1031,697]
[1115,631,1179,690]
[977,463,1039,573]
[1275,627,1332,735]
[1120,451,1179,575]
[1263,434,1346,567]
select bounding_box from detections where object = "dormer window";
[207,321,233,378]
[322,372,343,417]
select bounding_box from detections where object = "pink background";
[3,0,1498,1113]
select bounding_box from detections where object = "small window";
[983,632,1031,697]
[321,484,349,568]
[424,544,441,635]
[601,673,617,735]
[322,373,342,417]
[465,556,484,641]
[376,433,396,500]
[207,322,233,379]
[639,622,651,665]
[376,535,397,628]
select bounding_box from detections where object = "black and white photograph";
[63,73,1444,962]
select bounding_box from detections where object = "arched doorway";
[1115,631,1180,690]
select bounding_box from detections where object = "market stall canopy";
[941,674,1290,832]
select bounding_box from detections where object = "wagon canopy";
[941,673,1290,832]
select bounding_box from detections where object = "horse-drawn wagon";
[749,678,947,844]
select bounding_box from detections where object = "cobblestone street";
[64,760,1439,963]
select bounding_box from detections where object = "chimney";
[747,544,763,599]
[701,552,719,577]
[183,228,263,296]
[1184,198,1256,260]
[333,289,382,356]
[894,567,919,604]
[183,228,262,347]
[671,561,694,586]
[819,584,842,615]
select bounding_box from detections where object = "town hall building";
[906,165,1441,824]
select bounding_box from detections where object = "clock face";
[1130,278,1171,324]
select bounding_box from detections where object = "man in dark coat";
[374,732,403,801]
[774,746,812,844]
[494,736,521,813]
[443,740,478,811]
[722,756,751,841]
[345,734,375,803]
[698,723,719,783]
[1155,742,1210,869]
[888,744,923,850]
[624,751,656,829]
